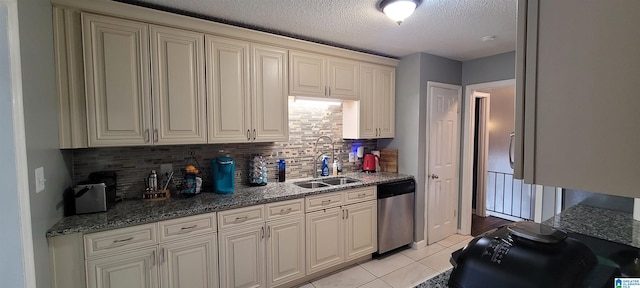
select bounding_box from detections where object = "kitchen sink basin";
[320,177,360,185]
[294,181,330,189]
[293,177,360,188]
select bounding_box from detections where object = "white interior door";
[426,82,461,245]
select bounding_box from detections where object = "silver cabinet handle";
[253,129,256,140]
[112,237,134,244]
[358,193,367,198]
[247,129,250,141]
[145,129,150,142]
[345,209,349,219]
[509,132,515,169]
[180,225,197,232]
[160,248,165,264]
[150,250,156,269]
[321,199,331,205]
[280,207,292,215]
[328,86,331,97]
[235,216,248,223]
[325,86,328,96]
[153,129,158,142]
[260,226,265,239]
[267,226,271,238]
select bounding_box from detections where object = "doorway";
[460,79,537,235]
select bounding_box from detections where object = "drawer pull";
[180,224,198,231]
[321,200,331,205]
[235,216,248,223]
[112,237,134,244]
[280,208,292,215]
[358,193,367,198]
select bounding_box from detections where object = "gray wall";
[18,0,73,286]
[379,52,461,243]
[462,51,516,86]
[0,3,27,287]
[481,86,515,174]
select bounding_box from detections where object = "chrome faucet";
[313,136,334,178]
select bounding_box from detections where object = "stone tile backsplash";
[72,101,378,199]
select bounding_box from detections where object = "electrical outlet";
[349,152,355,162]
[160,164,173,176]
[35,167,45,193]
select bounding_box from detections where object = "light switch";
[35,167,45,193]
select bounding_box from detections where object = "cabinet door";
[375,67,395,138]
[266,217,305,287]
[86,247,158,288]
[344,201,377,261]
[160,234,218,288]
[206,36,251,143]
[328,58,359,100]
[251,44,289,142]
[151,25,206,145]
[305,208,344,275]
[218,224,265,288]
[82,13,151,147]
[517,0,640,197]
[289,51,326,97]
[358,65,378,138]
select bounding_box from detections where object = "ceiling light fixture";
[378,0,422,25]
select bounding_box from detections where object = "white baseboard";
[411,240,426,249]
[487,211,525,222]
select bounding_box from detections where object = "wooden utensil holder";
[142,189,170,201]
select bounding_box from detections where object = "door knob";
[430,174,439,179]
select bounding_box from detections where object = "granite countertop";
[47,172,413,238]
[413,204,640,288]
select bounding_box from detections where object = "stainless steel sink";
[293,181,330,189]
[320,177,359,185]
[293,177,360,188]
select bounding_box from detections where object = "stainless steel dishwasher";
[377,179,415,254]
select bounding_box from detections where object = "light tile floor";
[298,234,474,288]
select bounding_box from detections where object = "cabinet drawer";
[218,205,265,230]
[84,223,157,258]
[158,213,216,242]
[305,192,343,212]
[345,186,377,204]
[265,198,304,220]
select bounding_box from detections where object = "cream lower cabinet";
[217,200,305,288]
[83,214,218,288]
[305,187,377,275]
[343,64,395,139]
[160,235,218,288]
[305,207,344,274]
[86,247,158,288]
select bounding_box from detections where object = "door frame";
[1,0,37,286]
[460,79,515,235]
[472,93,490,218]
[425,81,462,244]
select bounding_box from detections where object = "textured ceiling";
[126,0,517,61]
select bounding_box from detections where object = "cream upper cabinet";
[82,13,151,147]
[515,0,640,198]
[207,37,288,143]
[343,64,395,139]
[82,13,206,147]
[160,235,218,288]
[305,207,344,275]
[86,246,159,288]
[289,50,358,100]
[344,200,377,261]
[251,44,289,142]
[266,216,305,287]
[150,25,207,145]
[206,36,251,143]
